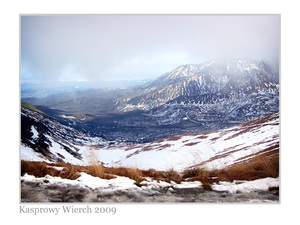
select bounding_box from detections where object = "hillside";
[21,102,47,116]
[21,106,279,172]
[94,111,279,171]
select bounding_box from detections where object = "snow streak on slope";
[95,111,279,171]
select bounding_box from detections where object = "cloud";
[21,15,280,83]
[109,52,191,80]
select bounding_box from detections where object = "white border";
[1,0,299,224]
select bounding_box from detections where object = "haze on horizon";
[21,15,280,85]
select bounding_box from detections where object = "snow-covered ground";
[21,172,279,203]
[211,177,279,194]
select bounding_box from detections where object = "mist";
[21,15,280,85]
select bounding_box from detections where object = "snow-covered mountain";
[117,58,279,115]
[21,106,279,172]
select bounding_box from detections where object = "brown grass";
[21,161,83,180]
[197,135,208,139]
[165,168,182,183]
[165,136,182,141]
[141,168,165,180]
[184,142,199,147]
[21,160,159,182]
[182,167,217,188]
[21,151,279,186]
[105,167,144,182]
[183,153,279,185]
[221,153,279,181]
[21,159,187,184]
[87,149,105,178]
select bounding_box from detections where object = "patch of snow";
[31,126,39,139]
[172,181,202,188]
[77,173,138,190]
[60,115,76,119]
[20,144,52,163]
[46,165,65,171]
[211,177,279,193]
[22,172,138,191]
[140,179,171,189]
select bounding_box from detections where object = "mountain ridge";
[117,58,279,112]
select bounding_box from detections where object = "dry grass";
[165,168,182,183]
[184,142,199,147]
[165,136,182,141]
[21,161,83,180]
[105,167,144,182]
[183,153,279,185]
[182,167,217,189]
[221,153,279,181]
[142,168,165,180]
[87,148,105,178]
[21,152,279,186]
[21,160,153,182]
[21,160,183,184]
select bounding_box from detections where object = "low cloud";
[21,15,280,83]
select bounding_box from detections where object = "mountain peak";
[144,58,278,90]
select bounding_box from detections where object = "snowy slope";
[94,111,279,171]
[91,111,279,171]
[21,106,279,172]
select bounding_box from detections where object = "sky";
[21,15,280,84]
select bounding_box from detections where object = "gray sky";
[21,15,280,83]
